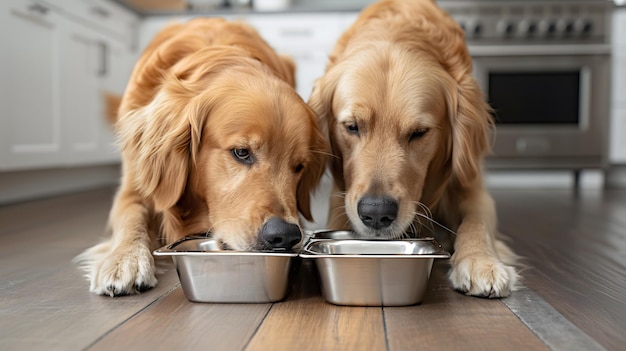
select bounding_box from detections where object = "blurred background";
[1,0,625,212]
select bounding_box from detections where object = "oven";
[440,0,613,170]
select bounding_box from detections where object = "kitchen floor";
[1,184,624,351]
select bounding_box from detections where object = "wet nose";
[259,217,302,249]
[357,195,398,230]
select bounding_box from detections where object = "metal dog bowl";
[300,237,450,306]
[154,236,299,303]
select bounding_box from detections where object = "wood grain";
[0,263,179,351]
[245,261,388,351]
[492,188,626,351]
[3,186,623,350]
[0,187,115,290]
[384,262,549,351]
[90,288,272,351]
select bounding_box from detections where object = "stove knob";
[468,20,483,37]
[557,19,576,36]
[497,20,516,36]
[547,22,558,35]
[575,19,593,36]
[538,19,557,36]
[518,19,538,36]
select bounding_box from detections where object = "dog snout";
[357,195,398,230]
[259,217,302,249]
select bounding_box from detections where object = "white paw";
[449,254,518,298]
[90,245,157,297]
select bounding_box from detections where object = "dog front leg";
[89,187,157,296]
[448,190,518,298]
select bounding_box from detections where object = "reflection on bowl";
[300,235,450,306]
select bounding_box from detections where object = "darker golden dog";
[78,18,327,296]
[309,0,518,297]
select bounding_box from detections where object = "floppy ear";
[448,75,494,186]
[308,70,345,190]
[117,92,196,211]
[297,108,329,221]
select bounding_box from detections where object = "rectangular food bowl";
[300,238,450,306]
[154,236,299,303]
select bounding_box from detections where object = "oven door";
[473,54,610,168]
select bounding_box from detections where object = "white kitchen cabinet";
[0,0,137,171]
[0,0,64,169]
[60,19,134,165]
[245,13,348,100]
[611,8,626,163]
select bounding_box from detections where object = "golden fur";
[309,0,519,297]
[77,18,327,296]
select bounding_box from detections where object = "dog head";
[118,46,327,250]
[309,22,492,238]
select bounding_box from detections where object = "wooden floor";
[1,185,624,351]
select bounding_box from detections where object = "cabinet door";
[60,21,131,165]
[59,22,103,164]
[0,0,63,170]
[95,38,135,162]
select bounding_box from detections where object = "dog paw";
[90,245,157,297]
[449,254,518,298]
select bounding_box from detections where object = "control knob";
[538,19,558,36]
[518,19,538,36]
[496,19,516,37]
[557,19,576,35]
[466,20,483,37]
[575,19,593,36]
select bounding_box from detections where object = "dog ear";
[308,70,345,190]
[297,108,329,221]
[116,92,197,211]
[448,76,493,186]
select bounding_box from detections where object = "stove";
[439,0,613,171]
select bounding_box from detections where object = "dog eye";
[344,122,359,135]
[410,128,429,141]
[294,163,304,173]
[231,148,254,165]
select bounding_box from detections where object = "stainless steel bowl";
[154,236,298,303]
[300,238,450,306]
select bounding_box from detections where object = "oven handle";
[469,44,610,57]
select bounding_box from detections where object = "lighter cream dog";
[309,0,519,297]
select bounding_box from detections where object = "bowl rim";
[153,236,299,257]
[299,238,451,259]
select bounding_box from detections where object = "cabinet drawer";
[41,0,138,45]
[246,14,345,52]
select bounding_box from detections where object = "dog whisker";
[412,212,458,237]
[309,149,337,158]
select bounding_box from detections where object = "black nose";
[357,195,398,230]
[259,217,302,249]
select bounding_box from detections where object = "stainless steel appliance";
[440,0,613,171]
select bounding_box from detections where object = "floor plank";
[384,262,549,351]
[0,187,180,351]
[492,189,626,351]
[0,188,115,291]
[245,260,388,351]
[89,288,271,351]
[0,263,179,351]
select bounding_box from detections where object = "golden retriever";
[77,18,327,296]
[309,0,518,297]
